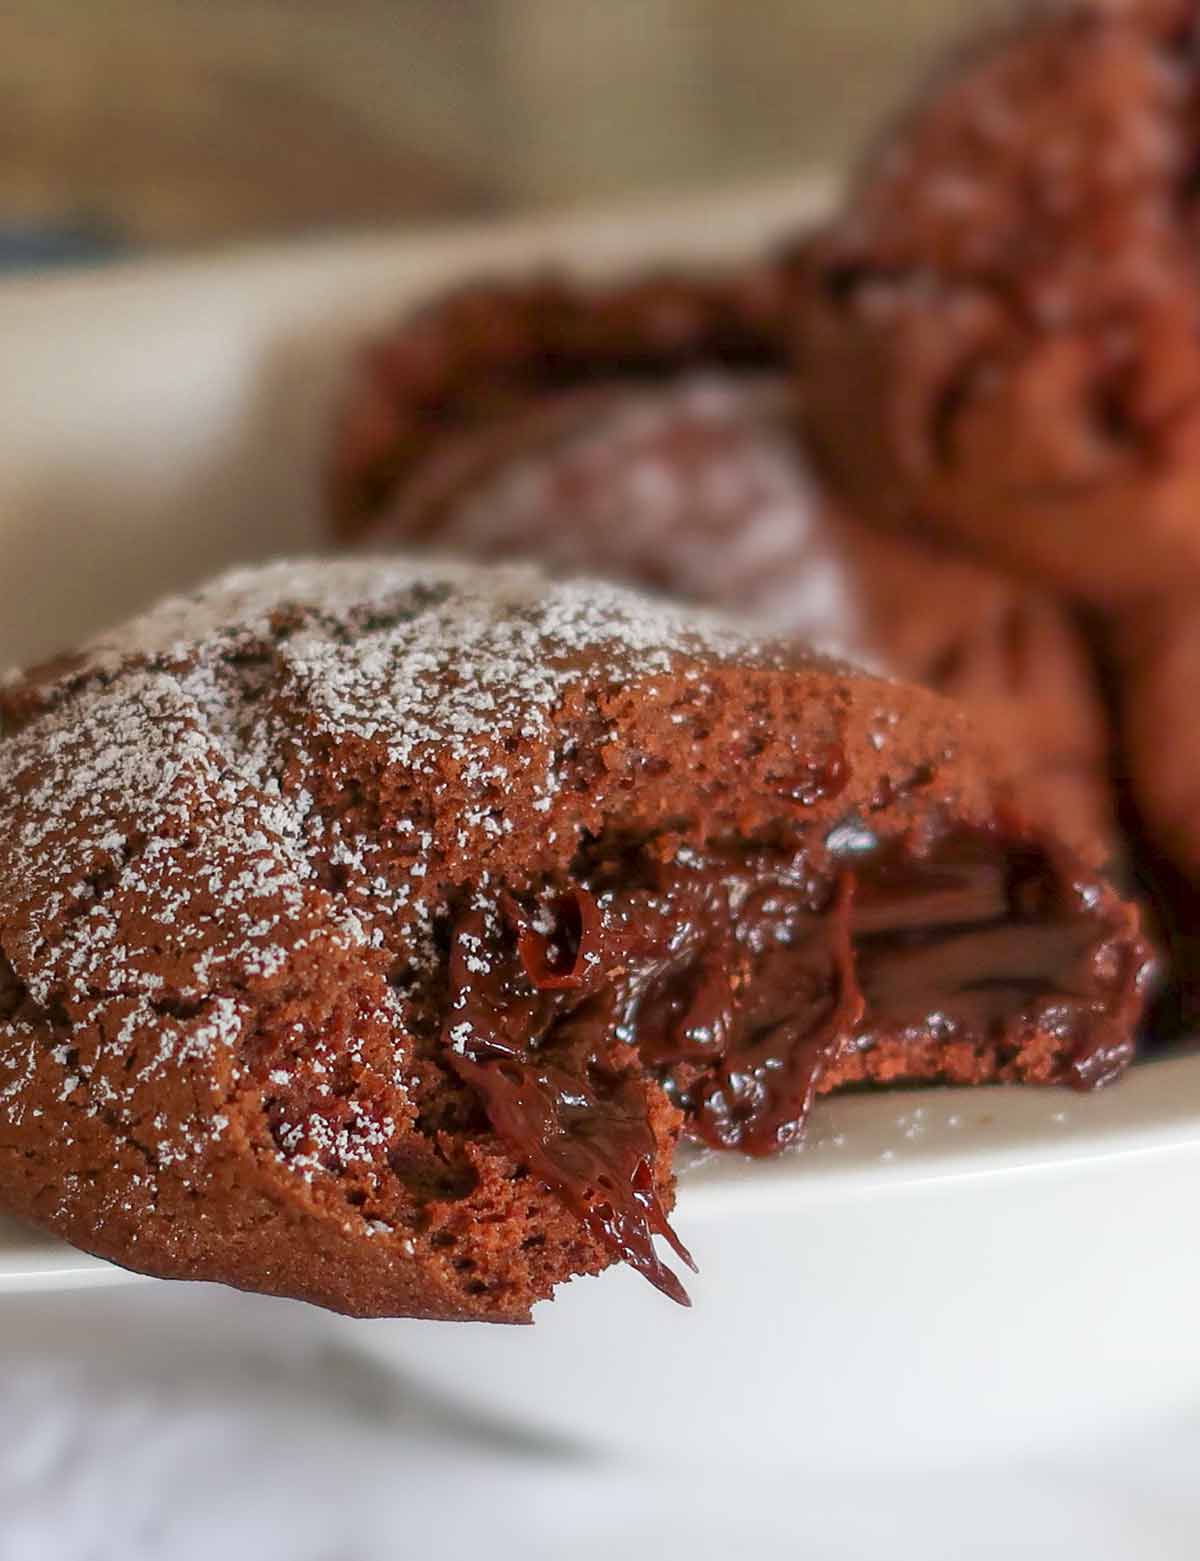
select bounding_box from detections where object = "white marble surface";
[1,1284,1197,1561]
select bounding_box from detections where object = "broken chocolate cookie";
[0,558,1150,1320]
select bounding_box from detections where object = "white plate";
[2,180,1198,1475]
[344,1052,1200,1471]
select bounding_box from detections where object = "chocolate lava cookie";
[0,561,1142,1317]
[332,282,1113,850]
[0,559,1149,1321]
[797,0,1200,604]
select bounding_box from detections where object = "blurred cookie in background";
[796,0,1200,605]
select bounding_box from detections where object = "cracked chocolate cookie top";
[0,556,775,1032]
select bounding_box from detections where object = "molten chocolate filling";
[442,824,1139,1303]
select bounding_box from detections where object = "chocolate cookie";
[332,284,1113,851]
[797,0,1200,604]
[0,559,1148,1320]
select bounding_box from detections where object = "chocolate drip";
[634,872,865,1155]
[442,826,1142,1302]
[445,905,696,1305]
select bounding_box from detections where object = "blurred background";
[0,0,978,264]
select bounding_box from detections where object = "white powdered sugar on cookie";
[0,557,779,1204]
[0,552,1149,1322]
[399,375,862,657]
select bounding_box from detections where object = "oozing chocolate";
[444,823,1144,1303]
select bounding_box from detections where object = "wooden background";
[1,1,978,253]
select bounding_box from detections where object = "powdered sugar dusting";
[414,375,861,655]
[82,553,754,679]
[0,556,776,1212]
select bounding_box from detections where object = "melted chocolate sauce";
[445,904,696,1304]
[442,826,1140,1302]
